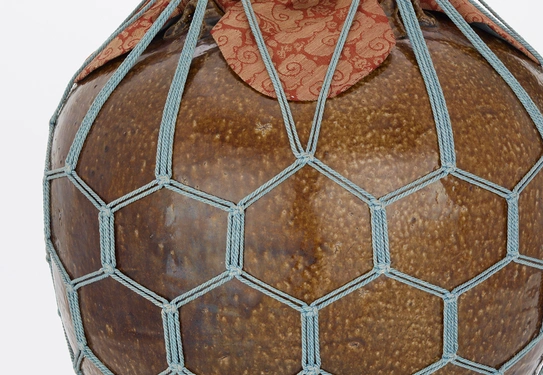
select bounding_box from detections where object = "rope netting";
[43,0,543,374]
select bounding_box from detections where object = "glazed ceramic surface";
[49,6,543,375]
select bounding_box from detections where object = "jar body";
[47,11,543,375]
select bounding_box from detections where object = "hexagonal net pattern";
[43,0,543,374]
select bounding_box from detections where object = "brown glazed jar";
[46,1,543,375]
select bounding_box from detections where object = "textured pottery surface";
[48,5,543,375]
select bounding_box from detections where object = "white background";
[0,1,542,374]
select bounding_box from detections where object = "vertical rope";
[65,0,186,170]
[301,306,321,374]
[239,0,304,156]
[506,193,520,258]
[305,0,361,155]
[74,351,84,374]
[370,201,391,273]
[155,0,209,179]
[396,0,456,169]
[98,208,116,271]
[225,207,245,276]
[162,304,185,372]
[84,348,115,375]
[66,286,87,352]
[443,294,458,361]
[43,177,52,240]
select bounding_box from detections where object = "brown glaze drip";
[50,9,543,375]
[244,166,374,303]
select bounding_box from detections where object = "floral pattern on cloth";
[75,0,538,101]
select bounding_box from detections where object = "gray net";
[43,0,543,374]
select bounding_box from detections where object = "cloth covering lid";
[76,0,538,101]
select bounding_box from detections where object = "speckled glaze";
[49,7,543,375]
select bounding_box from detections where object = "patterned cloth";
[75,0,188,82]
[76,0,537,101]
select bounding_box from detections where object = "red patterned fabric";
[76,0,538,101]
[211,0,394,100]
[420,0,535,61]
[75,0,187,82]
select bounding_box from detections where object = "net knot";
[302,305,318,317]
[507,252,520,260]
[99,207,112,217]
[102,264,115,275]
[304,365,320,375]
[444,293,457,304]
[163,303,178,314]
[442,163,456,174]
[227,265,242,276]
[64,163,74,175]
[170,363,184,372]
[507,191,520,202]
[157,175,171,186]
[230,206,244,216]
[369,199,384,211]
[375,263,391,274]
[298,153,315,164]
